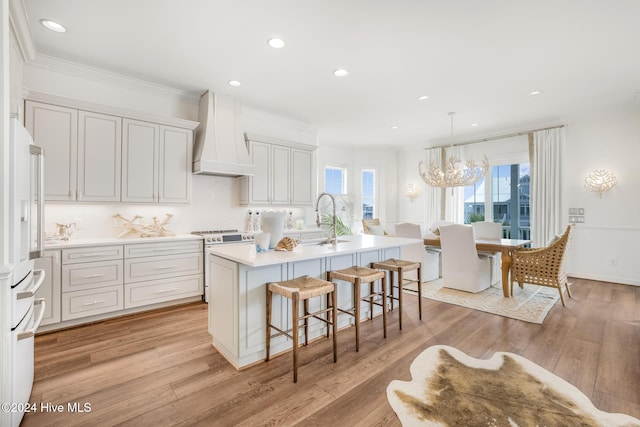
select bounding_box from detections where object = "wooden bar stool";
[370,259,422,330]
[326,266,387,352]
[266,275,338,383]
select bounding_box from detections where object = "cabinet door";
[77,111,122,202]
[34,250,62,327]
[158,125,192,203]
[249,141,270,204]
[271,145,290,204]
[25,101,78,201]
[291,148,314,205]
[122,119,159,202]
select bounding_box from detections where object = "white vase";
[261,211,285,249]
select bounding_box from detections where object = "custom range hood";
[192,90,254,177]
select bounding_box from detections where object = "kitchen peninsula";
[207,234,421,369]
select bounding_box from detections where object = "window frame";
[324,165,348,195]
[361,168,376,219]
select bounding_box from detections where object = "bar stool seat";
[266,275,337,383]
[326,266,387,352]
[371,258,422,330]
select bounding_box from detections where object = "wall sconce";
[584,169,618,198]
[406,183,421,202]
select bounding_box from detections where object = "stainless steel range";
[191,230,254,302]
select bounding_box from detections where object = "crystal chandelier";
[419,112,489,188]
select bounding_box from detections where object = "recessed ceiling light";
[267,38,285,49]
[228,80,242,87]
[333,69,349,77]
[40,19,66,33]
[471,123,479,127]
[391,126,399,130]
[528,90,543,96]
[417,95,430,101]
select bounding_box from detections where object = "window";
[325,166,347,194]
[464,162,530,239]
[362,169,375,219]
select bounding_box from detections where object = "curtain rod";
[425,124,566,149]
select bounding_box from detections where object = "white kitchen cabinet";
[61,245,124,321]
[77,111,122,202]
[34,250,62,327]
[25,101,78,201]
[290,148,314,205]
[122,119,192,203]
[121,119,159,203]
[123,240,203,309]
[240,136,316,206]
[25,103,122,202]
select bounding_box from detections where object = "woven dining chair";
[509,225,574,306]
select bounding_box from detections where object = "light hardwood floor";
[22,278,640,426]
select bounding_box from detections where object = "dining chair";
[439,224,492,293]
[471,221,503,284]
[510,225,574,306]
[395,222,439,281]
[362,218,388,235]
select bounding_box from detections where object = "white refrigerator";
[7,116,46,426]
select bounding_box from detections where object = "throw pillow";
[368,224,385,235]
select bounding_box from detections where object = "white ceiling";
[23,0,640,148]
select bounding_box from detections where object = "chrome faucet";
[315,192,337,247]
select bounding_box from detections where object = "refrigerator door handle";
[16,269,46,299]
[17,299,47,340]
[29,145,45,260]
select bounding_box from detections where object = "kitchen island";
[206,234,421,369]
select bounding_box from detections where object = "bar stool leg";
[389,271,395,311]
[303,299,309,346]
[292,295,299,383]
[398,268,404,330]
[354,277,361,352]
[381,275,387,338]
[325,293,331,338]
[331,289,338,363]
[418,265,423,320]
[266,287,272,361]
[369,281,374,320]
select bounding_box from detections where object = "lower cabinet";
[40,238,204,329]
[34,250,62,327]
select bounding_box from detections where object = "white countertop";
[207,234,422,267]
[44,233,203,249]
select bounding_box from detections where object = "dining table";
[423,236,531,297]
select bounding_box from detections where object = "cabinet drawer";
[124,253,203,283]
[62,245,123,264]
[124,240,203,258]
[124,274,203,308]
[62,285,123,321]
[62,260,123,292]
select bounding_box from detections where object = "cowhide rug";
[387,345,640,427]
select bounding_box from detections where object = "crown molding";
[28,54,201,104]
[9,0,36,61]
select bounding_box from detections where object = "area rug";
[404,279,559,324]
[387,345,640,427]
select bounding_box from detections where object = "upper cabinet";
[25,95,197,204]
[239,135,317,206]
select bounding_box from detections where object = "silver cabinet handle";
[82,273,106,279]
[17,269,46,300]
[156,288,178,294]
[83,300,105,306]
[17,299,46,340]
[156,265,178,270]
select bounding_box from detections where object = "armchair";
[510,225,574,306]
[471,221,503,284]
[439,224,491,293]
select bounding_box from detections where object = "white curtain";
[422,147,442,226]
[530,128,566,247]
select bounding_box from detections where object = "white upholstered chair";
[439,224,491,293]
[471,221,502,284]
[394,223,439,282]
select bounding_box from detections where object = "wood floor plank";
[22,280,640,426]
